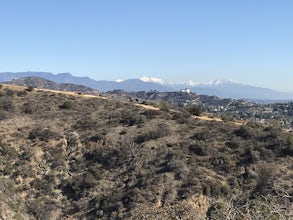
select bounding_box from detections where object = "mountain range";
[0,72,292,100]
[5,76,98,94]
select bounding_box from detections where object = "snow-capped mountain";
[197,79,236,87]
[139,77,237,88]
[140,77,167,85]
[1,72,293,100]
[112,76,293,101]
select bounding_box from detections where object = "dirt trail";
[134,103,160,110]
[193,115,223,122]
[2,84,245,125]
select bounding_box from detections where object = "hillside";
[0,72,172,93]
[107,90,238,108]
[0,84,292,219]
[5,77,99,94]
[107,90,293,131]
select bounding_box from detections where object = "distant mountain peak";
[185,80,199,86]
[139,77,237,87]
[57,72,72,77]
[140,76,166,85]
[199,79,237,87]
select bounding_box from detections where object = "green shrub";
[234,125,255,139]
[263,126,282,139]
[281,144,293,156]
[189,141,210,156]
[73,117,97,130]
[23,102,34,114]
[0,96,14,111]
[135,123,170,143]
[171,111,191,124]
[252,163,275,196]
[119,111,146,126]
[28,127,60,141]
[225,139,240,149]
[26,86,34,92]
[185,105,205,116]
[203,181,230,198]
[191,129,211,141]
[16,90,28,97]
[5,89,15,97]
[241,148,261,165]
[59,100,74,109]
[159,101,170,112]
[142,109,161,119]
[0,110,7,120]
[164,159,190,180]
[210,154,235,173]
[89,133,104,142]
[206,202,227,219]
[96,190,125,216]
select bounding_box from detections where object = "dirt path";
[2,84,245,125]
[134,103,160,110]
[193,115,223,122]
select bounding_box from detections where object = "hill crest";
[5,76,98,94]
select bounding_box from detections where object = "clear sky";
[0,0,292,92]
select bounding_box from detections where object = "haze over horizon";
[1,0,292,92]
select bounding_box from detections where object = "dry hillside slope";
[5,77,99,94]
[0,84,292,219]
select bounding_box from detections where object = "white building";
[180,88,191,94]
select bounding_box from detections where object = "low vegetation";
[0,84,292,219]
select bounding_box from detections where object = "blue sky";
[0,0,292,92]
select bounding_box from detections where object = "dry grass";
[0,84,291,219]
